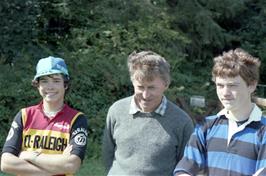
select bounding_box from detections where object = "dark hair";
[32,74,70,90]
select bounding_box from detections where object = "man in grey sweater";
[102,50,194,176]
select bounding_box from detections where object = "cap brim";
[33,70,67,80]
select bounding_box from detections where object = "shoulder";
[24,104,41,113]
[166,99,190,120]
[164,99,195,130]
[255,115,266,133]
[109,96,132,111]
[260,116,266,125]
[196,115,222,132]
[64,104,81,114]
[22,104,42,125]
[71,114,88,132]
[200,114,220,126]
[73,113,88,124]
[205,114,219,121]
[65,105,88,124]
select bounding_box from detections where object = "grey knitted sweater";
[102,96,194,176]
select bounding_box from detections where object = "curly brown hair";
[212,48,261,86]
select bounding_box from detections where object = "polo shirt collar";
[129,96,167,116]
[218,104,262,145]
[217,103,262,123]
[37,101,67,115]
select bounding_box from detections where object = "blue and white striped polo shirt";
[174,104,266,176]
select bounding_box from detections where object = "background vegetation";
[0,0,266,174]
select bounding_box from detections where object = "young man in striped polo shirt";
[174,48,266,176]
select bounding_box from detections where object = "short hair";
[212,48,261,85]
[127,50,171,86]
[31,74,70,89]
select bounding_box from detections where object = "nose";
[142,89,150,99]
[222,86,231,96]
[46,81,55,89]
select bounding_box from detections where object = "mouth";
[45,92,57,96]
[222,99,233,102]
[142,98,151,102]
[140,99,151,106]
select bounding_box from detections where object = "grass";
[0,158,106,176]
[77,157,106,176]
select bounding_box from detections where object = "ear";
[249,81,258,93]
[64,84,68,90]
[164,82,169,90]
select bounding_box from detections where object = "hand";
[253,168,264,176]
[63,144,73,156]
[175,173,191,176]
[19,150,41,162]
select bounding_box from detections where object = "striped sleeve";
[255,119,266,173]
[174,123,207,175]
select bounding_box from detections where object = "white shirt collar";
[217,104,262,145]
[217,103,262,122]
[129,96,167,116]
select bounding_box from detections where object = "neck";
[43,101,64,113]
[228,103,254,121]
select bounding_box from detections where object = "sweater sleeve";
[102,107,116,172]
[174,123,207,175]
[177,120,194,161]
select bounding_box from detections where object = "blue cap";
[33,56,69,80]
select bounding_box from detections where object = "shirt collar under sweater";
[129,95,167,116]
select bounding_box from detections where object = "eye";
[148,86,155,90]
[216,84,223,88]
[39,79,48,83]
[228,84,237,88]
[53,79,63,83]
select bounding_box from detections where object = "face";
[215,75,256,113]
[38,74,66,105]
[132,76,168,112]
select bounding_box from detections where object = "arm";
[173,120,194,176]
[253,126,266,176]
[1,152,52,176]
[178,120,194,161]
[20,114,88,175]
[102,108,115,172]
[174,123,207,176]
[253,168,265,176]
[175,173,191,176]
[19,145,81,175]
[1,111,51,175]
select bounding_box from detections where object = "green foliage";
[0,0,44,64]
[234,0,266,83]
[76,157,106,176]
[1,0,266,160]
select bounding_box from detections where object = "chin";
[44,98,58,103]
[223,105,235,111]
[141,106,152,112]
